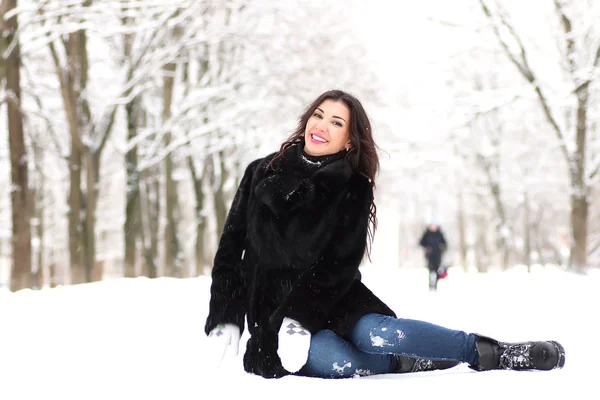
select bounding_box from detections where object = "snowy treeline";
[372,0,600,273]
[0,0,383,289]
[1,0,600,291]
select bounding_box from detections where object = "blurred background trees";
[1,0,599,291]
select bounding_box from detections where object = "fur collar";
[254,142,352,216]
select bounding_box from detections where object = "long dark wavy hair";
[270,89,380,257]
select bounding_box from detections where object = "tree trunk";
[162,62,180,278]
[141,170,159,278]
[570,192,588,269]
[188,156,207,275]
[535,238,547,265]
[210,152,229,240]
[49,256,58,288]
[479,0,592,272]
[475,214,489,273]
[30,189,41,288]
[68,146,85,284]
[164,133,180,277]
[478,153,510,270]
[570,92,589,270]
[84,153,99,281]
[121,24,141,278]
[124,97,142,278]
[32,143,45,288]
[2,0,32,291]
[54,28,90,285]
[501,242,510,271]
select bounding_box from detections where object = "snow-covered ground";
[0,265,596,400]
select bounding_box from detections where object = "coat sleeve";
[204,159,261,335]
[419,231,427,247]
[270,180,374,333]
[439,231,447,252]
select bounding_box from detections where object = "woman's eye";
[313,113,322,119]
[333,121,342,127]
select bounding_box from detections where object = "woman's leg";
[349,313,479,364]
[298,329,397,378]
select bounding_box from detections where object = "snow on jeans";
[297,313,479,378]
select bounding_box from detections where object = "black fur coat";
[204,143,395,378]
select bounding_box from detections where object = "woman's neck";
[296,141,347,169]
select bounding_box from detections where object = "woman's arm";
[204,159,261,335]
[270,179,374,333]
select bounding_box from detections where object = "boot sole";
[550,341,566,369]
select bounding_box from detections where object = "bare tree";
[1,0,32,291]
[124,96,142,278]
[3,0,389,284]
[140,168,159,278]
[162,61,181,277]
[122,17,142,278]
[187,154,208,275]
[30,139,46,288]
[474,127,510,269]
[479,0,600,270]
[42,3,114,282]
[474,201,491,273]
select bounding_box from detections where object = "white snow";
[369,333,389,348]
[396,330,406,341]
[300,155,324,166]
[332,361,352,374]
[0,265,596,400]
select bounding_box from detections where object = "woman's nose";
[315,121,327,132]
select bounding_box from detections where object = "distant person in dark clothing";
[419,218,447,291]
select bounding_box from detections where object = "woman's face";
[304,99,351,156]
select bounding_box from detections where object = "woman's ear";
[345,141,352,151]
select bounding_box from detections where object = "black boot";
[395,355,460,373]
[470,335,566,371]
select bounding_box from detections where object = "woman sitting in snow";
[204,89,565,379]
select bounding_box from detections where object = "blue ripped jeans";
[298,313,478,378]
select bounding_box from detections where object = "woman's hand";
[277,317,311,373]
[207,323,241,366]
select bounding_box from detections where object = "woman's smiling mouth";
[310,133,328,144]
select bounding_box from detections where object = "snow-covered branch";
[479,0,573,172]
